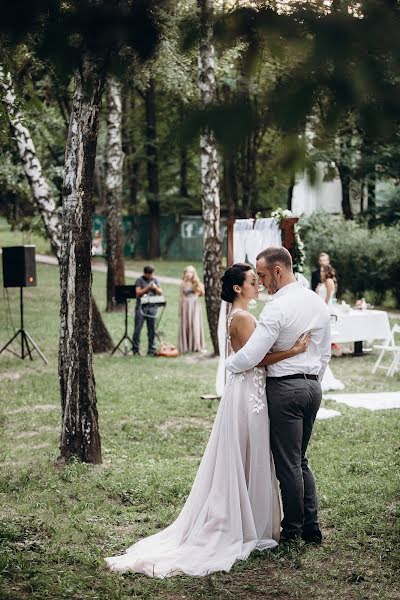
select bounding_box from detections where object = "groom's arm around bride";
[225,252,331,380]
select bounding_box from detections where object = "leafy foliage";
[371,187,400,227]
[302,213,400,305]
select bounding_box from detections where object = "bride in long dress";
[105,263,311,578]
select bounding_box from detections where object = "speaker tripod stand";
[0,287,48,364]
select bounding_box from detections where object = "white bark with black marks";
[0,65,62,257]
[59,52,105,464]
[0,64,113,355]
[198,0,222,355]
[105,76,125,311]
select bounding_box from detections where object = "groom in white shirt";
[225,247,331,544]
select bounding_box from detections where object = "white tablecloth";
[331,309,391,343]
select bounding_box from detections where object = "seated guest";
[133,266,162,356]
[311,252,330,291]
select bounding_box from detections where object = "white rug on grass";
[324,392,400,411]
[316,407,341,420]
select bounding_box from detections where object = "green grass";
[0,234,399,599]
[91,256,205,284]
[123,259,204,280]
[0,217,52,255]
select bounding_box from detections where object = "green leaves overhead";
[179,100,257,153]
[0,0,169,75]
[177,1,400,150]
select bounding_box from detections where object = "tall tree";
[198,0,222,355]
[0,65,114,352]
[221,84,238,218]
[337,136,354,220]
[0,65,62,256]
[105,75,126,311]
[145,77,161,258]
[122,89,140,214]
[59,51,106,464]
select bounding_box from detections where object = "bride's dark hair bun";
[221,263,252,303]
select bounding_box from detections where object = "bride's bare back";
[229,310,257,353]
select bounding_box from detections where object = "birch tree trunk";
[198,0,222,355]
[59,52,105,464]
[105,76,126,311]
[0,65,62,256]
[0,64,113,354]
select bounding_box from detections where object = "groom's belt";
[268,374,318,381]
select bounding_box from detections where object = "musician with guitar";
[133,266,163,356]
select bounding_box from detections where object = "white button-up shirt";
[225,282,331,379]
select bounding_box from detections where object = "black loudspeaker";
[115,285,136,303]
[2,245,37,288]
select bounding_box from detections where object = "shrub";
[373,187,400,227]
[301,213,400,306]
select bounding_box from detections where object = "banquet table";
[330,308,391,354]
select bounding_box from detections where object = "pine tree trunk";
[198,0,222,356]
[122,90,139,215]
[0,64,113,354]
[221,85,237,219]
[180,144,189,198]
[179,103,189,199]
[145,78,160,259]
[223,154,237,219]
[368,169,376,225]
[338,163,353,220]
[338,133,353,220]
[287,173,295,211]
[105,76,125,311]
[240,138,251,218]
[59,52,105,464]
[238,132,258,218]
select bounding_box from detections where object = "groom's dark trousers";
[266,376,322,538]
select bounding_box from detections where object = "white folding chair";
[372,323,400,377]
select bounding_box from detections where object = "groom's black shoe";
[301,529,323,545]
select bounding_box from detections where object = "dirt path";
[35,254,181,285]
[31,255,400,320]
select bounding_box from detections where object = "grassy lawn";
[0,247,399,598]
[123,259,204,280]
[0,218,52,256]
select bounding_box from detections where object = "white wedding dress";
[317,282,336,305]
[105,308,281,578]
[317,284,345,392]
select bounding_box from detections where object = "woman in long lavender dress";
[178,265,206,353]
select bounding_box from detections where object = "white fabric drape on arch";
[215,218,282,396]
[231,219,255,263]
